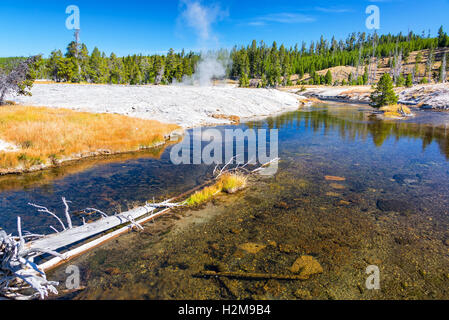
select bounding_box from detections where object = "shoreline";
[0,138,173,176]
[0,84,304,176]
[3,83,447,176]
[296,84,449,110]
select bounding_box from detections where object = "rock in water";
[294,289,313,300]
[290,256,323,280]
[393,174,422,186]
[330,183,346,190]
[238,243,267,254]
[325,176,346,181]
[376,199,408,213]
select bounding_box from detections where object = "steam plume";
[177,0,230,86]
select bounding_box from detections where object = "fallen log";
[38,207,172,271]
[1,199,178,300]
[25,205,157,255]
[1,157,279,299]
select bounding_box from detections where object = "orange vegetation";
[0,105,179,172]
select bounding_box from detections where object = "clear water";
[2,103,449,299]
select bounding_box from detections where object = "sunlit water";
[1,103,449,299]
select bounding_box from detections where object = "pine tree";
[370,73,398,108]
[239,70,249,88]
[260,73,268,88]
[396,74,405,87]
[89,47,108,83]
[405,73,413,87]
[325,70,333,85]
[363,67,369,85]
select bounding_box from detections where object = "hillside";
[293,48,449,85]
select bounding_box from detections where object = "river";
[2,102,449,299]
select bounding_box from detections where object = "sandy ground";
[7,84,301,128]
[299,84,449,109]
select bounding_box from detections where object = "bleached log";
[1,229,59,300]
[26,199,181,256]
[25,205,157,254]
[251,157,280,173]
[3,158,279,299]
[38,207,171,272]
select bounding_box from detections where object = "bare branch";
[61,197,73,229]
[16,217,24,250]
[28,203,66,232]
[84,208,109,218]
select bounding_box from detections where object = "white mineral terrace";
[8,83,302,127]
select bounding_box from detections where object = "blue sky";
[1,0,448,57]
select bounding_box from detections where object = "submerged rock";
[325,176,346,181]
[376,199,408,213]
[290,255,323,280]
[330,183,346,190]
[393,174,422,186]
[238,243,266,254]
[294,288,313,300]
[274,201,289,209]
[104,267,122,276]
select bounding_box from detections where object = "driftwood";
[0,220,59,300]
[1,158,278,299]
[1,198,179,299]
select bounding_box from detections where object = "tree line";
[2,27,449,89]
[33,44,201,85]
[232,27,449,87]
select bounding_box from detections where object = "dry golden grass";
[220,173,247,194]
[379,104,412,118]
[186,173,248,206]
[0,105,179,171]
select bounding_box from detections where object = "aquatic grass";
[185,173,248,206]
[0,105,179,171]
[220,173,247,194]
[185,183,223,206]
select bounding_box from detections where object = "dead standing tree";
[0,56,40,106]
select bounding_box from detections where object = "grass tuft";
[379,104,412,118]
[185,173,248,206]
[220,173,247,194]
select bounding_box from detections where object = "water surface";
[2,103,449,299]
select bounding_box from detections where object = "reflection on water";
[1,103,449,237]
[46,103,449,300]
[248,104,449,159]
[0,140,215,234]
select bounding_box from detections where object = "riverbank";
[0,84,302,174]
[294,84,449,110]
[0,106,180,175]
